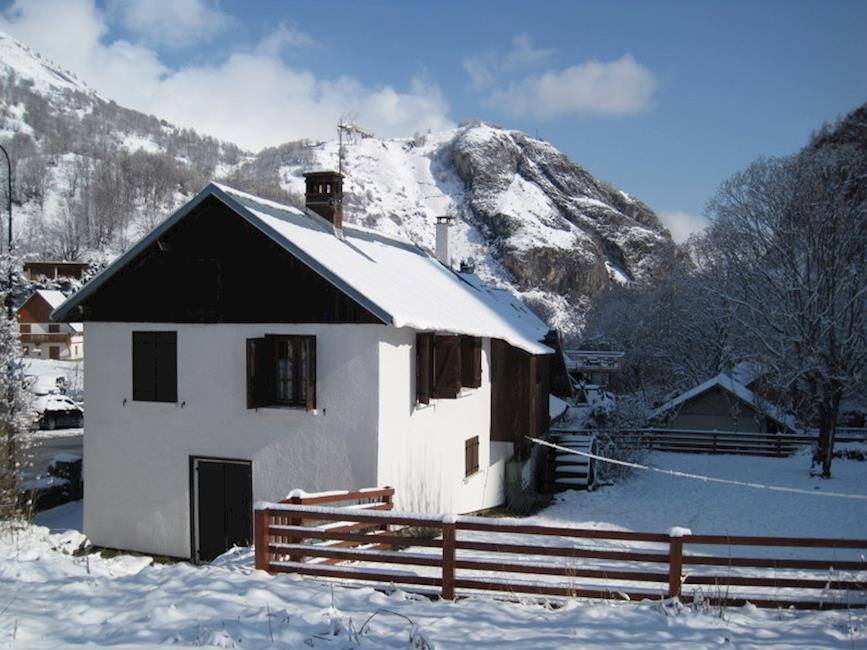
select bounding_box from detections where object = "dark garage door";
[193,458,252,562]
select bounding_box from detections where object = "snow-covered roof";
[26,290,68,311]
[650,373,801,432]
[53,183,553,355]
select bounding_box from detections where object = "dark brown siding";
[490,338,551,458]
[59,197,383,324]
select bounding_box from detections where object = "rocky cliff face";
[276,122,675,334]
[1,30,674,336]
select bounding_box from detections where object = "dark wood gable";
[61,196,383,324]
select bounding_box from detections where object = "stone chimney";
[304,171,343,230]
[435,216,453,267]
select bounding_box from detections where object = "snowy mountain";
[0,30,674,335]
[268,125,674,332]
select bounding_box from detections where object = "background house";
[18,290,83,360]
[54,174,561,561]
[24,260,89,281]
[650,372,800,433]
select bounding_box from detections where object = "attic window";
[246,335,316,410]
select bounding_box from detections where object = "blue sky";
[2,0,866,239]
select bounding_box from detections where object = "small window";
[48,323,60,333]
[20,324,31,334]
[247,335,316,410]
[465,436,479,477]
[132,331,177,402]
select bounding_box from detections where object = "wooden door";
[49,346,60,360]
[192,458,252,562]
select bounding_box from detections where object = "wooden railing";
[254,502,867,610]
[549,428,867,457]
[254,487,395,570]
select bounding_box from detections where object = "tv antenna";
[337,116,374,175]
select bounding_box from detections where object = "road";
[26,430,83,479]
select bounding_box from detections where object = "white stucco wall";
[376,329,509,515]
[83,322,384,559]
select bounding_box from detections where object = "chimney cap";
[436,215,454,224]
[303,170,343,179]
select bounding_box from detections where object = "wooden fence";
[549,427,867,457]
[254,498,867,610]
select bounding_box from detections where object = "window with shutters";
[465,436,480,477]
[132,331,177,402]
[246,335,316,410]
[416,333,483,404]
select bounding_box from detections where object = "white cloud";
[659,210,708,243]
[463,33,554,90]
[255,22,316,56]
[491,55,657,119]
[110,0,233,48]
[503,34,555,69]
[0,0,453,150]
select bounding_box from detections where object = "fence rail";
[548,427,867,457]
[253,498,867,610]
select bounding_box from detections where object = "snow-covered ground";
[2,450,864,648]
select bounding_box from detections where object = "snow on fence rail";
[254,496,867,610]
[549,427,867,457]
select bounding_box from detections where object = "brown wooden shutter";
[305,335,316,411]
[460,336,482,388]
[246,336,273,408]
[433,335,461,399]
[246,338,261,409]
[465,436,479,476]
[416,333,432,404]
[132,331,156,401]
[154,332,177,402]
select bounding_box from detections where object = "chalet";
[18,290,83,360]
[650,372,800,433]
[24,260,89,281]
[53,173,561,561]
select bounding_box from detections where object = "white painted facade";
[84,321,508,559]
[20,321,84,360]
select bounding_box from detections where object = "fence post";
[254,507,269,572]
[382,486,393,533]
[441,515,456,600]
[288,494,303,563]
[667,527,689,599]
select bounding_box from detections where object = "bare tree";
[704,147,867,477]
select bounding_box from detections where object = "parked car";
[33,394,84,430]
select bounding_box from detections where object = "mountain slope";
[0,30,674,335]
[270,123,674,331]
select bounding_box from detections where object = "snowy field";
[2,450,866,648]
